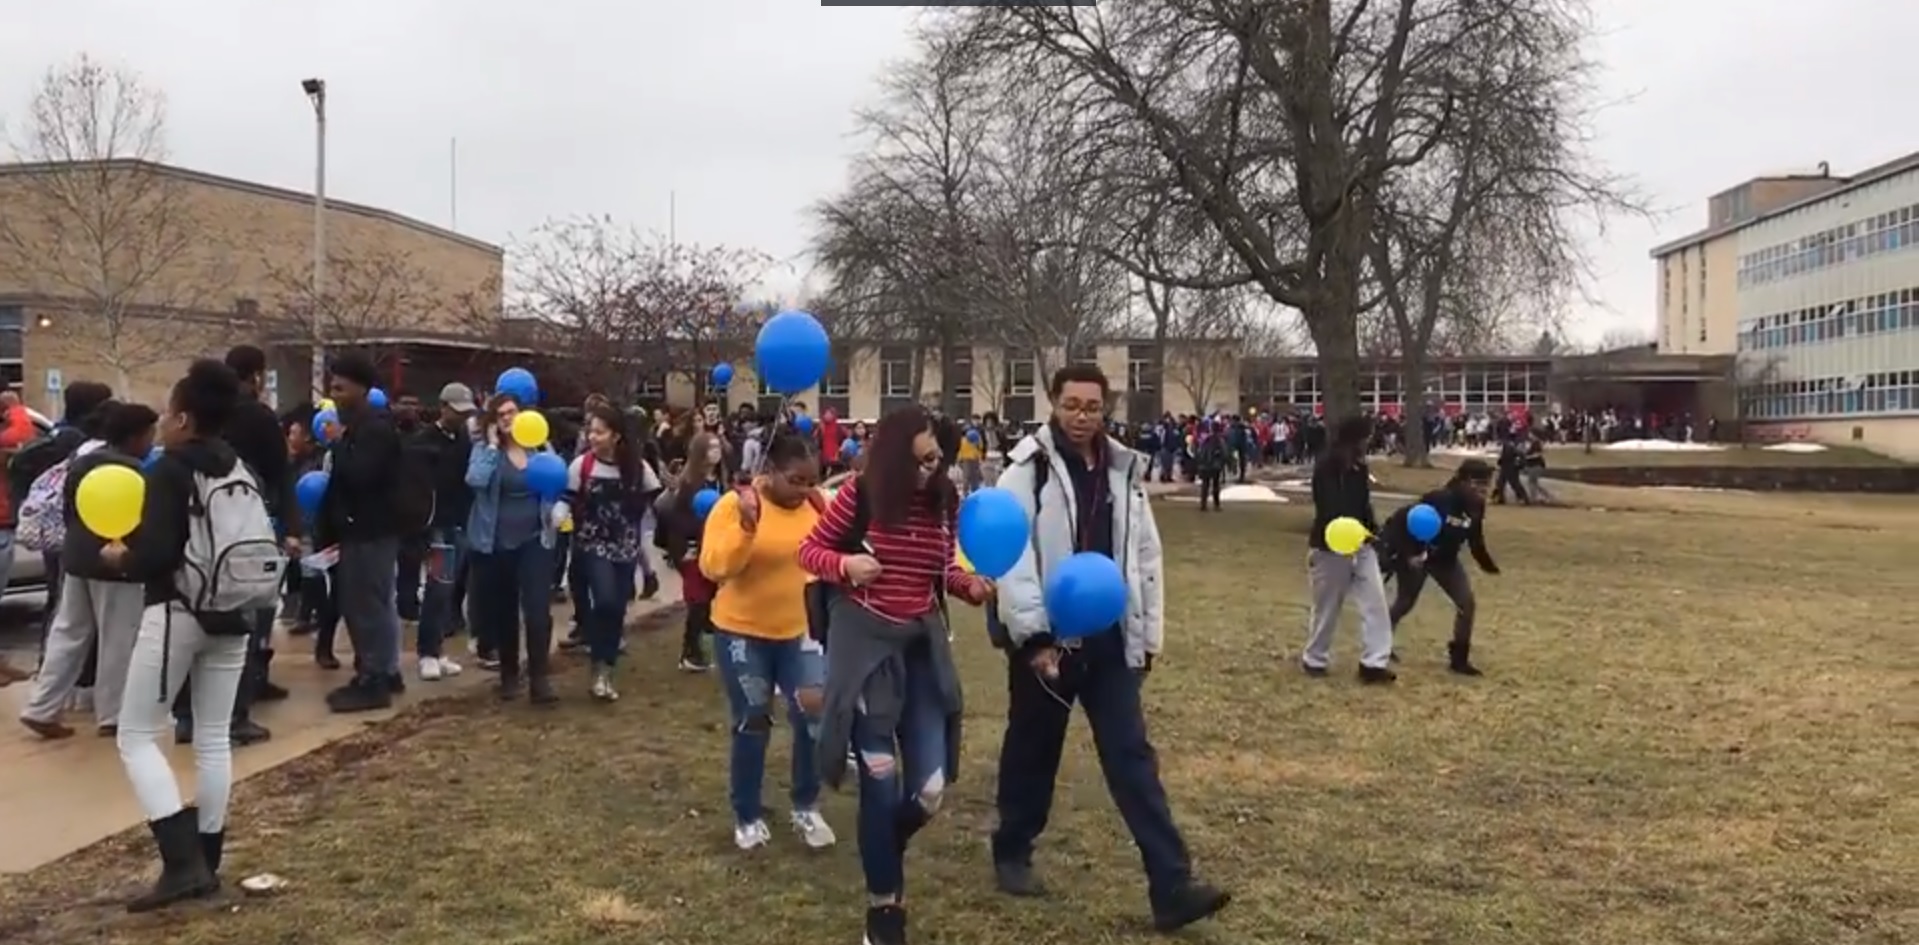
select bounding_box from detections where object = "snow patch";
[1219,484,1289,503]
[1764,442,1829,453]
[1600,439,1726,452]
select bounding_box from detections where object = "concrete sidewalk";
[0,573,682,874]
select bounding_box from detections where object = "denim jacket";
[463,443,559,554]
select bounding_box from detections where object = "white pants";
[117,604,248,831]
[21,575,145,726]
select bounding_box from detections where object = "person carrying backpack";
[98,359,286,913]
[18,401,150,739]
[6,382,111,646]
[1193,423,1229,511]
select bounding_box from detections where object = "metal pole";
[309,82,329,399]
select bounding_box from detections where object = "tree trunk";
[1149,307,1169,419]
[1398,350,1432,467]
[1306,300,1363,422]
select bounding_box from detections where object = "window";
[0,306,21,362]
[950,352,973,397]
[1006,347,1037,395]
[880,346,914,398]
[822,346,852,397]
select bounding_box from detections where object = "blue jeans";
[417,526,465,659]
[473,540,554,679]
[714,631,825,825]
[576,551,634,665]
[853,641,951,898]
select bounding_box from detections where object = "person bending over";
[1379,459,1501,676]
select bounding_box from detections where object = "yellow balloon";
[76,464,146,540]
[511,410,550,448]
[1323,516,1369,556]
[558,516,574,533]
[318,398,335,412]
[955,546,974,573]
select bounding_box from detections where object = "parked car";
[6,408,56,594]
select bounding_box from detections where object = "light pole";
[301,77,328,398]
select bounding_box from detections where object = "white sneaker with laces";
[790,809,837,849]
[733,819,773,851]
[419,657,444,681]
[436,657,463,677]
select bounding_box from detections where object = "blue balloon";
[754,310,830,395]
[312,409,338,442]
[965,428,982,444]
[691,487,722,521]
[1044,552,1127,640]
[142,446,164,470]
[525,451,567,500]
[712,363,735,388]
[368,388,388,409]
[496,367,540,405]
[1407,503,1443,543]
[296,470,330,518]
[957,487,1029,580]
[792,413,814,435]
[840,439,860,460]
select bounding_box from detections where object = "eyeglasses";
[1056,402,1104,418]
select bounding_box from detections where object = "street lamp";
[302,78,328,398]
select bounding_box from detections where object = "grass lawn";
[1452,443,1908,468]
[3,499,1916,945]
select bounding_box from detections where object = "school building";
[1651,149,1919,459]
[0,158,506,413]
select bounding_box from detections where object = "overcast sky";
[4,0,1915,344]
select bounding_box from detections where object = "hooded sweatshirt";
[116,437,243,608]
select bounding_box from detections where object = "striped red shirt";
[799,476,969,624]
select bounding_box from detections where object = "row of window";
[1737,202,1919,288]
[1737,286,1919,350]
[1742,372,1919,419]
[1241,368,1552,402]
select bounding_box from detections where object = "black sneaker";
[863,904,907,945]
[640,572,660,600]
[994,860,1047,897]
[1151,881,1232,932]
[255,680,290,702]
[1358,665,1398,685]
[314,649,341,671]
[1299,661,1329,678]
[385,673,407,695]
[230,719,272,746]
[1447,641,1483,677]
[326,675,393,713]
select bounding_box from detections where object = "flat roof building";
[1650,151,1919,458]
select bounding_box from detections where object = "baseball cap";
[439,382,478,413]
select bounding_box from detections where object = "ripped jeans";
[852,642,951,899]
[714,630,826,825]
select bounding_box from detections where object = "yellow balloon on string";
[955,546,974,573]
[1323,516,1369,555]
[317,398,335,412]
[511,410,550,448]
[76,465,145,540]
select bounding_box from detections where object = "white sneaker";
[790,809,837,849]
[436,657,463,677]
[733,819,773,851]
[419,657,444,681]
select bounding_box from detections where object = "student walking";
[466,394,562,704]
[554,403,660,701]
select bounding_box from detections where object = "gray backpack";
[174,463,285,634]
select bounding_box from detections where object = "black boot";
[1448,641,1482,676]
[200,830,225,885]
[640,571,660,600]
[127,808,217,913]
[1151,880,1232,932]
[254,648,289,702]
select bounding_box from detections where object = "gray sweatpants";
[1303,547,1394,670]
[338,535,403,676]
[21,575,144,727]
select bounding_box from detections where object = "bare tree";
[263,246,440,367]
[501,216,670,399]
[1161,286,1252,416]
[640,244,776,402]
[1364,0,1647,465]
[1596,325,1656,352]
[0,55,232,393]
[953,1,1539,421]
[813,29,994,412]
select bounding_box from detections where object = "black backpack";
[8,428,81,510]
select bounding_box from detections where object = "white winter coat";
[993,426,1165,668]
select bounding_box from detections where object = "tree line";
[809,0,1648,461]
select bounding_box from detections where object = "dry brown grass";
[3,497,1916,945]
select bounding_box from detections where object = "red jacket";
[0,406,40,527]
